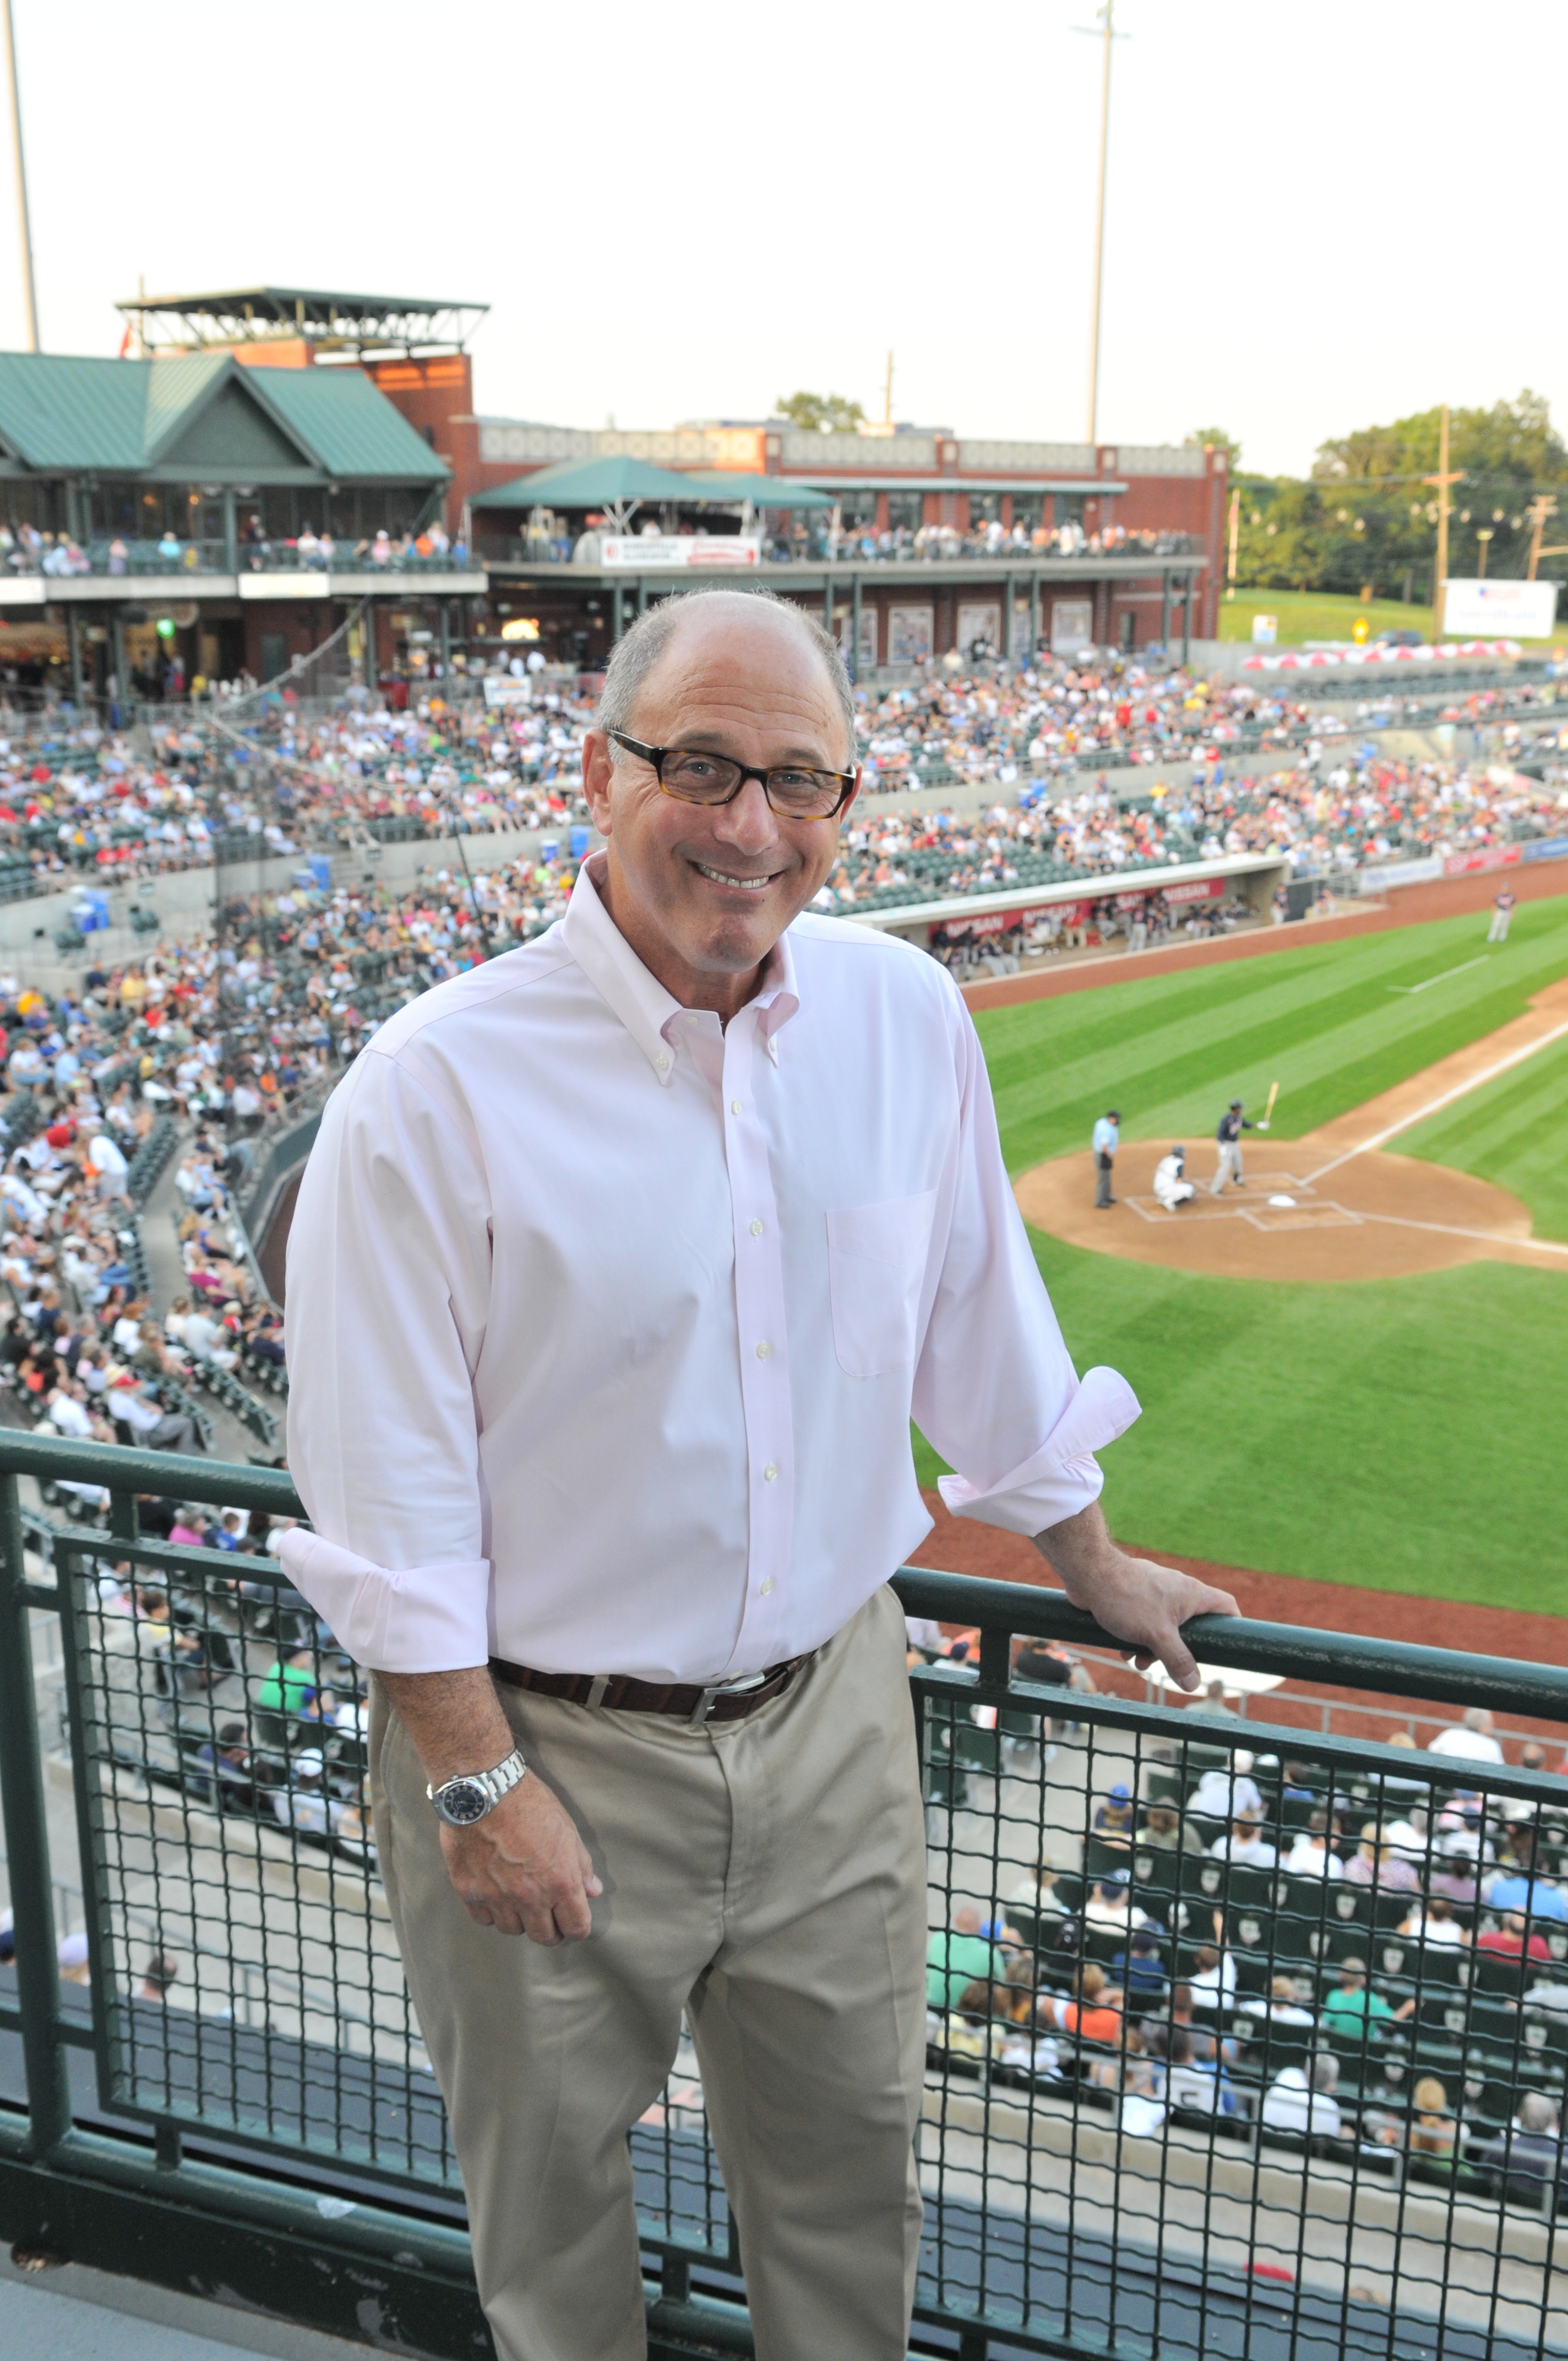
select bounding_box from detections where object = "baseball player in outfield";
[1488,887,1516,943]
[1210,1099,1253,1195]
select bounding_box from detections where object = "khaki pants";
[371,1585,928,2361]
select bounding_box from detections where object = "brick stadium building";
[0,289,1223,698]
[460,418,1224,676]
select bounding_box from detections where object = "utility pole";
[883,350,894,429]
[1226,488,1240,601]
[1077,1,1126,447]
[1423,404,1463,638]
[0,0,37,351]
[1474,529,1493,580]
[1526,494,1560,581]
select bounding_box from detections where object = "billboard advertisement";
[599,536,761,569]
[1441,578,1558,639]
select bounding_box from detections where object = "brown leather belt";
[489,1651,815,1726]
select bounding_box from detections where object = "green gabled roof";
[0,349,448,482]
[250,366,449,482]
[472,456,717,509]
[0,352,153,468]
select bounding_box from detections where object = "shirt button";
[730,1099,742,1115]
[764,1462,778,1481]
[760,1579,775,1596]
[749,1218,764,1237]
[755,1340,772,1359]
[656,1052,670,1072]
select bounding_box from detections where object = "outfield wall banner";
[1444,844,1522,877]
[1523,835,1568,864]
[1441,579,1558,639]
[598,536,761,568]
[1361,855,1444,891]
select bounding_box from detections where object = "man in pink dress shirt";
[281,589,1237,2361]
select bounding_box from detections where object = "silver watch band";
[427,1746,527,1824]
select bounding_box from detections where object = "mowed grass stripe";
[1400,1031,1568,1242]
[913,1234,1568,1608]
[979,894,1568,1175]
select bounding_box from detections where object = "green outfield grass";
[1217,589,1440,646]
[978,894,1568,1187]
[913,892,1568,1608]
[1400,1030,1568,1244]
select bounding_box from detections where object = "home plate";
[1268,1194,1297,1208]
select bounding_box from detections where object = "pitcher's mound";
[1017,1141,1567,1283]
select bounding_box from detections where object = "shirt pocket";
[826,1190,938,1379]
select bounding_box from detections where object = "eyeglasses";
[607,730,857,820]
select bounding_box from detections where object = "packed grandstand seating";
[0,654,1562,906]
[757,518,1201,565]
[922,1677,1568,2198]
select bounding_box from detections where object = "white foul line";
[1386,955,1494,995]
[1303,1014,1568,1185]
[1356,1210,1568,1258]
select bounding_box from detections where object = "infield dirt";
[1013,974,1568,1282]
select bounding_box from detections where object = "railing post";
[0,1467,72,2154]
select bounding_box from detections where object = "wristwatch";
[427,1747,527,1827]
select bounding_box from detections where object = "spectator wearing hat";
[1093,1783,1134,1842]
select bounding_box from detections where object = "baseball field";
[913,891,1568,1613]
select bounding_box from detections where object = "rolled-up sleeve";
[281,1046,494,1672]
[912,994,1140,1537]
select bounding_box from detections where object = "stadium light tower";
[1076,0,1128,447]
[0,0,36,351]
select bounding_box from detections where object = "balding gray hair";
[597,589,857,766]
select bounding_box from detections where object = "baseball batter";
[1210,1098,1253,1195]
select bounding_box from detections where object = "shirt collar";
[563,858,801,1086]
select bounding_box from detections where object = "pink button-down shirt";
[279,862,1139,1679]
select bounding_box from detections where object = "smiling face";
[581,599,857,1017]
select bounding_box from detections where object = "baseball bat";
[1257,1080,1279,1131]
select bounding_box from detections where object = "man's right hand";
[378,1666,603,1946]
[439,1772,602,1945]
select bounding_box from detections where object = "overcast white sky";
[4,0,1560,476]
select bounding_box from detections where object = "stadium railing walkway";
[3,1429,1568,2361]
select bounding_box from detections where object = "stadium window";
[886,493,922,534]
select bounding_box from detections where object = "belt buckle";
[688,1669,769,1727]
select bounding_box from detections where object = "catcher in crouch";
[1153,1145,1196,1212]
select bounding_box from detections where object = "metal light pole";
[0,0,37,351]
[1423,405,1463,640]
[1084,0,1117,445]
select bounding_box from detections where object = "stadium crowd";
[924,1692,1568,2194]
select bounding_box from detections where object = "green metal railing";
[4,1428,1568,2359]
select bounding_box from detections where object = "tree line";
[1193,394,1568,603]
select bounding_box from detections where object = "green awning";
[471,456,722,510]
[679,472,835,509]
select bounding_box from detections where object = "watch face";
[440,1778,489,1825]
